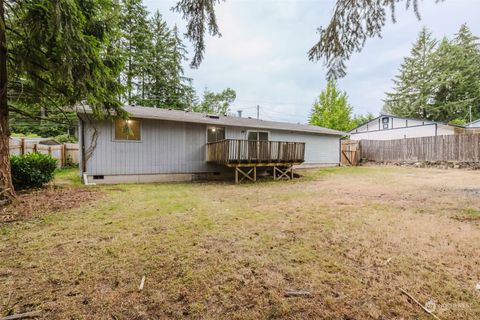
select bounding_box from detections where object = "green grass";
[10,133,42,138]
[54,166,82,186]
[459,208,480,221]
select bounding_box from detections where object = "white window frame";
[246,130,270,141]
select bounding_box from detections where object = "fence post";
[60,144,65,168]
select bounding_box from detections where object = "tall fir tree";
[430,24,480,123]
[1,0,126,203]
[384,27,437,119]
[385,24,480,123]
[141,13,195,110]
[119,0,152,104]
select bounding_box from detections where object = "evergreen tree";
[140,13,195,110]
[119,0,152,104]
[384,27,437,119]
[384,24,480,123]
[1,0,221,202]
[309,80,353,132]
[430,24,480,122]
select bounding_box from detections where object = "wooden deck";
[207,139,306,183]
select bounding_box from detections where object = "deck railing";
[207,139,306,165]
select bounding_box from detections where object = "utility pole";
[469,105,472,123]
[256,105,259,120]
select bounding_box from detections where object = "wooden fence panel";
[8,138,79,168]
[359,134,480,163]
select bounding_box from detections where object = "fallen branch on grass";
[284,289,313,298]
[138,276,146,291]
[399,288,441,320]
[0,310,42,320]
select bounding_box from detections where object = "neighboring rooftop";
[466,119,480,128]
[79,105,345,136]
[348,113,465,133]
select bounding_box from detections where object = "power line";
[234,99,312,107]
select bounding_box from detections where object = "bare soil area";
[0,166,479,319]
[1,187,101,223]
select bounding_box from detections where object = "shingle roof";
[80,105,345,136]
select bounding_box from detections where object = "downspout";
[79,116,95,185]
[79,116,86,174]
[339,136,342,166]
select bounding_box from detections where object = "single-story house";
[348,114,461,140]
[77,106,345,184]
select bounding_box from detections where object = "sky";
[144,0,480,124]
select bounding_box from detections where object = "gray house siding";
[84,119,225,175]
[82,117,340,178]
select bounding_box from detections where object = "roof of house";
[348,113,462,133]
[466,119,480,127]
[79,105,346,136]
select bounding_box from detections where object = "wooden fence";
[360,134,480,163]
[9,138,79,168]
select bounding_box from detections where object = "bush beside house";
[10,153,57,190]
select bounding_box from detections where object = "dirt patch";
[0,186,102,223]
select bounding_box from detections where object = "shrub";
[10,153,58,190]
[54,134,77,143]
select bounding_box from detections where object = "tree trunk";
[0,0,15,205]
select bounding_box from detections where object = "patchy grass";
[54,167,82,186]
[456,208,480,221]
[1,166,480,319]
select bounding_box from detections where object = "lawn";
[1,166,479,319]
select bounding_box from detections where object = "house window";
[382,117,389,129]
[114,119,141,141]
[207,127,225,143]
[247,131,269,141]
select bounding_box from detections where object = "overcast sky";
[144,0,480,123]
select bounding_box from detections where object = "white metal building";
[348,114,459,140]
[466,119,480,128]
